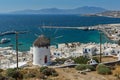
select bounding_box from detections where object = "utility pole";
[100,31,102,63]
[15,32,19,69]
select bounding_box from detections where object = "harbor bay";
[0,15,120,51]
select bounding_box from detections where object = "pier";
[0,30,29,36]
[42,26,98,30]
[42,23,120,41]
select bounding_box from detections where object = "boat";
[0,38,11,44]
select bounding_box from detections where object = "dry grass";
[113,65,120,79]
[52,68,116,80]
[102,56,117,62]
[0,67,117,80]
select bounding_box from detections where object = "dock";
[0,30,29,36]
[42,23,120,41]
[41,26,98,30]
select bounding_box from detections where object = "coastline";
[43,23,120,42]
[0,23,120,51]
[98,24,120,42]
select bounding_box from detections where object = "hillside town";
[1,24,120,80]
[50,42,120,60]
[1,40,120,69]
[1,23,120,69]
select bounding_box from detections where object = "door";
[44,55,47,63]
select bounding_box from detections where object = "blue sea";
[0,14,120,51]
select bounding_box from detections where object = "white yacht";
[0,38,11,44]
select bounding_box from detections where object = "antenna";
[15,32,19,69]
[99,31,102,63]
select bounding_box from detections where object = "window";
[54,53,56,55]
[89,49,91,52]
[44,55,47,63]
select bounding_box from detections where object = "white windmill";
[33,25,63,66]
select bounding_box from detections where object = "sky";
[0,0,120,13]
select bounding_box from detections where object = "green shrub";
[75,64,86,70]
[96,64,112,75]
[86,65,96,71]
[6,68,23,79]
[40,66,48,72]
[0,69,3,73]
[55,58,67,63]
[97,67,112,75]
[92,57,99,63]
[42,68,57,76]
[25,73,36,78]
[42,68,53,76]
[75,64,96,71]
[6,68,17,77]
[96,64,106,70]
[72,56,89,64]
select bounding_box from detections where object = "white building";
[69,51,82,57]
[103,48,113,56]
[52,50,62,59]
[83,45,96,57]
[33,35,51,66]
[112,47,120,55]
[117,53,120,60]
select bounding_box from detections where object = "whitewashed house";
[83,45,96,57]
[58,43,66,50]
[117,53,120,60]
[112,47,120,55]
[52,50,63,59]
[69,50,83,57]
[103,48,113,56]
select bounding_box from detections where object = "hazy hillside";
[10,6,107,14]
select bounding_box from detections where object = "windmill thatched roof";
[33,35,50,48]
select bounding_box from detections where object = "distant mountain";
[10,6,107,14]
[95,11,120,18]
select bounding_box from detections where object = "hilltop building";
[33,35,51,66]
